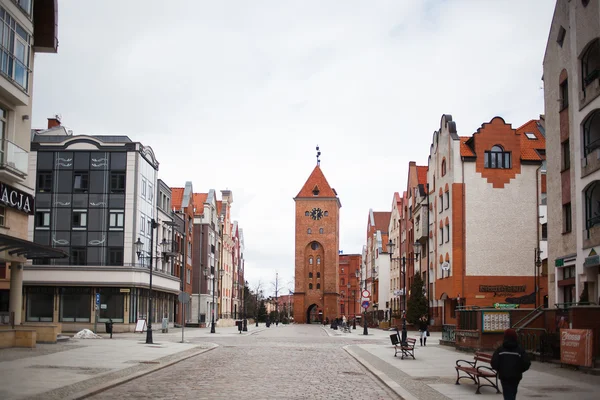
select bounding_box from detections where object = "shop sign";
[479,285,526,293]
[0,181,34,215]
[560,329,593,367]
[494,303,519,309]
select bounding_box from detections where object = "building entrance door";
[306,304,319,324]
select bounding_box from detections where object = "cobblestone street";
[89,325,399,400]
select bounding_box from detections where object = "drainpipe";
[461,158,466,307]
[535,164,542,308]
[426,182,430,324]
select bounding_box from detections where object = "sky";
[32,0,556,296]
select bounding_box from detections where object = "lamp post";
[134,219,171,345]
[387,239,421,344]
[355,269,368,335]
[204,266,224,333]
[243,280,248,331]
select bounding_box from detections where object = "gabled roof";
[517,119,546,161]
[416,166,428,186]
[295,165,337,198]
[460,136,475,157]
[372,211,391,233]
[217,200,223,215]
[193,193,208,215]
[171,188,184,211]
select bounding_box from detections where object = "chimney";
[47,115,61,129]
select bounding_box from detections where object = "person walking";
[418,315,428,346]
[491,328,531,400]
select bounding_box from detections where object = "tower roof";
[295,165,337,198]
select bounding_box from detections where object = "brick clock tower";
[293,159,341,324]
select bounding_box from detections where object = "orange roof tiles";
[373,212,391,232]
[171,188,184,210]
[416,166,428,186]
[296,166,337,198]
[217,200,223,215]
[193,193,208,215]
[517,120,546,161]
[459,137,475,157]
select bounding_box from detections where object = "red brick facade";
[339,254,361,318]
[293,166,341,324]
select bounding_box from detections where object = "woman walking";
[491,328,531,400]
[418,315,429,346]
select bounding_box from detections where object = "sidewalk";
[0,324,259,400]
[339,328,600,400]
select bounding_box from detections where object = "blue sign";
[361,300,370,309]
[96,293,100,305]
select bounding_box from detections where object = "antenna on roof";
[316,145,321,166]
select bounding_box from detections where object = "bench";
[455,352,500,394]
[389,334,416,360]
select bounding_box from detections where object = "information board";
[481,311,510,333]
[134,319,147,333]
[560,329,593,367]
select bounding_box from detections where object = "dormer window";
[525,132,537,140]
[312,185,320,196]
[484,145,511,169]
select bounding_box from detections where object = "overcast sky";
[32,0,555,296]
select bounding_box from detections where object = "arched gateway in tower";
[293,164,341,324]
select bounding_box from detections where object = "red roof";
[217,200,223,215]
[517,120,546,161]
[296,166,337,198]
[416,166,428,186]
[460,137,475,157]
[171,188,184,210]
[373,211,391,232]
[193,193,208,215]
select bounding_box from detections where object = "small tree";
[258,300,267,322]
[406,273,428,325]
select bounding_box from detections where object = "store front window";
[60,287,91,322]
[98,287,124,323]
[26,287,54,322]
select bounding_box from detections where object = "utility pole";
[275,272,279,326]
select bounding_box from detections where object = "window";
[26,287,53,322]
[542,223,548,240]
[524,132,537,140]
[317,256,321,265]
[441,159,446,176]
[140,215,145,234]
[186,269,191,284]
[110,172,126,193]
[444,191,449,210]
[557,25,566,47]
[109,210,124,229]
[147,219,152,235]
[562,140,570,170]
[311,242,319,250]
[309,283,313,290]
[563,203,572,233]
[148,184,153,204]
[0,108,4,162]
[584,182,600,229]
[98,290,124,323]
[309,257,313,265]
[60,287,91,322]
[37,172,52,192]
[141,179,146,198]
[73,172,89,192]
[305,211,309,216]
[70,247,86,265]
[439,195,443,213]
[439,227,443,245]
[307,228,312,234]
[560,79,568,109]
[0,9,31,90]
[72,210,87,229]
[484,145,511,169]
[0,205,4,227]
[582,39,600,88]
[317,272,320,278]
[35,210,50,228]
[583,110,600,156]
[341,279,345,285]
[324,211,329,216]
[316,283,320,289]
[445,225,450,243]
[108,248,123,266]
[319,228,324,234]
[563,266,576,279]
[309,272,313,278]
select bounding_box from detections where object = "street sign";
[361,300,370,309]
[96,293,100,305]
[361,289,370,298]
[100,304,107,310]
[178,292,191,304]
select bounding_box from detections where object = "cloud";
[32,0,555,295]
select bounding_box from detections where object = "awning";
[0,233,68,259]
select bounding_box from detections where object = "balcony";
[0,139,28,181]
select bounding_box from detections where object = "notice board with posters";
[560,329,593,367]
[481,311,511,333]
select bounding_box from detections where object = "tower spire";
[316,145,321,166]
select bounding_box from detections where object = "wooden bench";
[455,352,500,394]
[389,334,416,360]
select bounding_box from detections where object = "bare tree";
[271,272,285,324]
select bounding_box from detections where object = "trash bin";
[162,317,169,333]
[105,319,114,339]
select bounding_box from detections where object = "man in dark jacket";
[491,328,531,400]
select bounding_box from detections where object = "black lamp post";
[204,266,224,333]
[387,239,421,344]
[134,220,171,345]
[355,269,368,335]
[243,280,248,331]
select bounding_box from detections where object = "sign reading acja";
[0,182,34,215]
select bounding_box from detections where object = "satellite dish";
[441,261,450,271]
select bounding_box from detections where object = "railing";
[457,309,478,330]
[442,324,456,342]
[0,139,28,176]
[555,301,597,309]
[517,327,546,354]
[513,305,544,330]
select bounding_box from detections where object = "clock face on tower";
[310,207,324,220]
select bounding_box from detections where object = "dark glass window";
[90,152,109,170]
[316,283,321,289]
[582,39,600,88]
[35,211,50,227]
[484,145,511,169]
[107,231,124,247]
[89,171,108,194]
[309,283,313,290]
[99,291,124,322]
[37,172,52,192]
[37,152,54,170]
[316,272,320,278]
[311,242,319,250]
[562,140,570,170]
[74,152,90,170]
[110,152,127,170]
[33,230,50,246]
[560,79,568,109]
[73,172,89,192]
[71,231,87,246]
[72,210,87,228]
[542,223,548,240]
[110,172,126,193]
[87,247,102,265]
[71,247,87,265]
[26,287,54,322]
[55,208,71,231]
[56,152,73,169]
[108,248,123,266]
[60,287,91,322]
[563,203,572,233]
[109,194,125,208]
[56,170,73,193]
[88,209,106,231]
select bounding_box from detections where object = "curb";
[344,345,415,400]
[66,345,218,400]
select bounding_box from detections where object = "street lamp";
[243,280,248,331]
[134,221,171,345]
[356,269,368,335]
[387,240,421,344]
[204,266,224,333]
